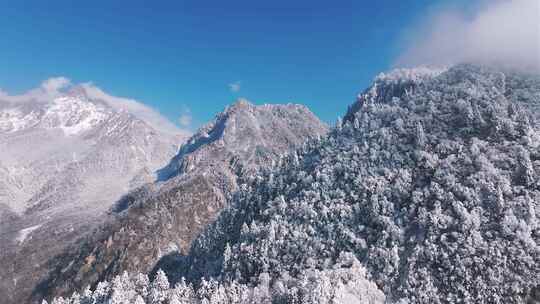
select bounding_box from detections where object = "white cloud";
[396,0,540,71]
[229,81,241,93]
[41,77,71,93]
[178,107,192,127]
[0,77,189,136]
[0,77,71,104]
[80,83,186,135]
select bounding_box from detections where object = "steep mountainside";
[33,100,328,303]
[177,64,540,303]
[0,88,187,304]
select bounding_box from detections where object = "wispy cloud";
[178,107,192,127]
[0,77,189,136]
[396,0,540,71]
[79,83,187,135]
[0,77,71,104]
[41,77,71,94]
[228,81,241,93]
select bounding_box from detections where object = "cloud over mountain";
[396,0,540,71]
[79,83,185,135]
[0,77,187,136]
[177,107,192,128]
[0,77,70,104]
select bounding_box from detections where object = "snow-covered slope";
[0,87,188,304]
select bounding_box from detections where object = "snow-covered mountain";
[0,87,188,304]
[9,99,328,304]
[0,88,186,215]
[182,64,540,303]
[47,64,540,304]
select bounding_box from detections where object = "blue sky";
[0,0,476,129]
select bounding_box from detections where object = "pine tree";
[149,270,170,304]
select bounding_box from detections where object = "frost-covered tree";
[134,273,150,300]
[92,281,111,304]
[110,271,137,304]
[149,270,170,304]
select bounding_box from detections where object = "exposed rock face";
[32,100,328,303]
[0,89,187,304]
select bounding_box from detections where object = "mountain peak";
[157,100,328,180]
[343,64,514,123]
[0,94,112,135]
[343,66,447,122]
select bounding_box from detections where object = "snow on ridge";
[0,95,112,135]
[375,66,448,84]
[43,96,110,136]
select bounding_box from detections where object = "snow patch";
[15,224,42,244]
